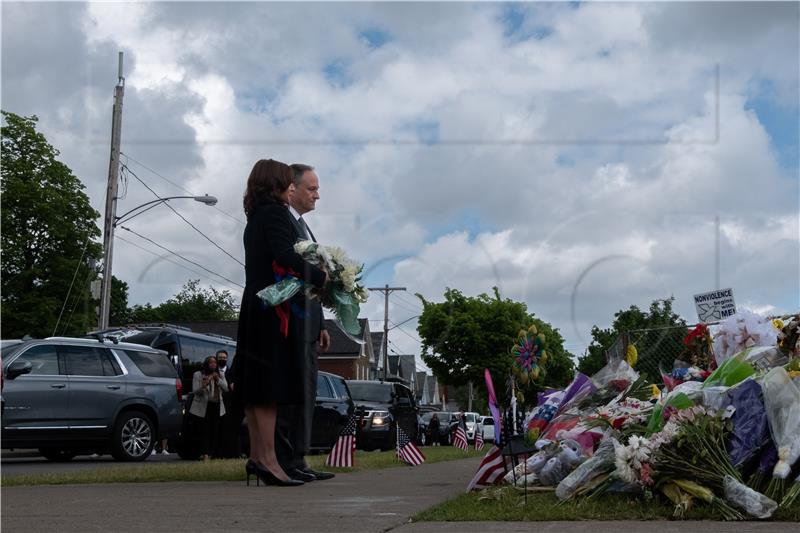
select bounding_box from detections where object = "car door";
[311,374,340,449]
[61,344,127,436]
[393,384,416,436]
[1,344,70,444]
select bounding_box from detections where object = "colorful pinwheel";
[511,324,548,384]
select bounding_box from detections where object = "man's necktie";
[298,216,316,242]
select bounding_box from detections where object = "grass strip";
[414,486,800,522]
[2,446,484,486]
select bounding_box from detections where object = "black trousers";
[276,340,318,471]
[201,402,221,457]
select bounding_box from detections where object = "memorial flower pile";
[480,309,800,520]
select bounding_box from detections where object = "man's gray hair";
[290,163,314,185]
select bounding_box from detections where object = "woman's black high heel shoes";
[246,459,304,487]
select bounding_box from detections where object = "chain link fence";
[606,313,798,384]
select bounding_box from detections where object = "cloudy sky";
[2,1,798,366]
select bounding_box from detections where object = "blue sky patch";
[500,2,553,42]
[323,59,353,88]
[746,79,800,172]
[359,28,392,49]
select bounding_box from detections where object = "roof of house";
[320,318,371,358]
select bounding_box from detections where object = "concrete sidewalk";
[1,456,481,533]
[4,457,796,533]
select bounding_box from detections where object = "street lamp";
[114,195,218,226]
[97,194,219,330]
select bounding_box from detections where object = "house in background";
[414,371,442,407]
[369,331,384,380]
[317,318,373,380]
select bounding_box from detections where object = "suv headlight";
[367,410,390,426]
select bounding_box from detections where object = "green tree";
[128,279,238,323]
[1,111,101,338]
[417,287,574,408]
[577,297,687,381]
[109,276,132,326]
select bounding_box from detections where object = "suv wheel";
[39,448,77,462]
[111,410,155,461]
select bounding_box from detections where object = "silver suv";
[1,337,182,461]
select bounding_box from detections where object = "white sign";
[693,288,736,323]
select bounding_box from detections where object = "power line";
[53,235,90,336]
[390,322,422,343]
[391,298,422,315]
[395,293,423,310]
[121,163,244,267]
[389,315,419,330]
[116,234,243,294]
[120,152,246,226]
[118,225,244,289]
[61,266,96,336]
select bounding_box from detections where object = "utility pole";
[368,284,406,380]
[98,52,125,330]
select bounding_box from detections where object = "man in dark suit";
[275,163,334,482]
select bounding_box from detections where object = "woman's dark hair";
[201,355,217,375]
[243,158,293,217]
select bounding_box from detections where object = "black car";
[88,325,237,393]
[346,380,419,451]
[178,371,354,459]
[419,411,460,445]
[1,337,182,461]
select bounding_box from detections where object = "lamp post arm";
[114,196,202,226]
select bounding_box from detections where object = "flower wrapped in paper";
[761,366,800,501]
[257,240,369,339]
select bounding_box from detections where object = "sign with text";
[693,288,736,323]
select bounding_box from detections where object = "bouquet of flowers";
[680,324,714,368]
[712,310,780,366]
[258,240,369,338]
[760,366,800,501]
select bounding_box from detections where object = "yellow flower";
[627,344,638,367]
[773,319,785,331]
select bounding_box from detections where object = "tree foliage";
[125,279,238,324]
[1,111,101,338]
[577,297,687,381]
[417,287,574,408]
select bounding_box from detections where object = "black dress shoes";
[288,468,316,482]
[301,467,335,480]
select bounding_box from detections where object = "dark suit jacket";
[287,213,325,342]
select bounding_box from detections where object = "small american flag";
[396,426,425,466]
[466,445,507,492]
[453,418,469,451]
[325,414,357,468]
[475,428,485,451]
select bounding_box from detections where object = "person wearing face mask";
[190,355,228,461]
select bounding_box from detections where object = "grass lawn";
[414,486,800,522]
[2,446,483,486]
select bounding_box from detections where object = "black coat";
[234,201,326,407]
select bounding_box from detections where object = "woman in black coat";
[235,159,327,486]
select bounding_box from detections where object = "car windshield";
[465,413,477,423]
[1,341,25,365]
[347,382,392,402]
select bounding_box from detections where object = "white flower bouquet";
[257,240,368,338]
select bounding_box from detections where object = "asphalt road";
[1,449,182,477]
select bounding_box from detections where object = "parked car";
[181,371,354,460]
[88,324,237,393]
[346,380,418,451]
[1,337,182,461]
[464,412,481,442]
[419,411,460,445]
[478,415,496,443]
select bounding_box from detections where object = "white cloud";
[2,1,797,361]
